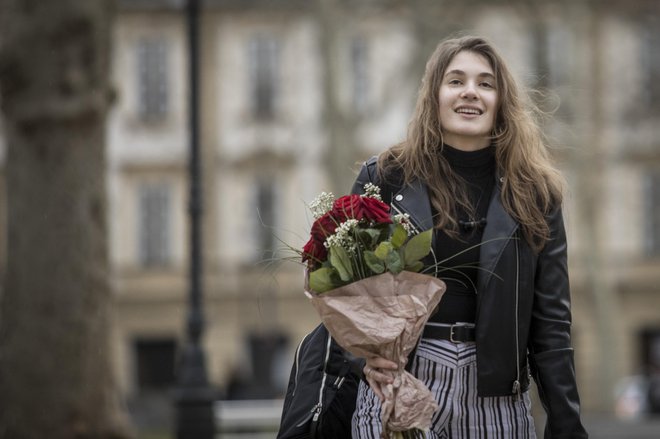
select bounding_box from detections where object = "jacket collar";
[390,179,434,232]
[390,177,518,292]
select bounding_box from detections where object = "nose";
[460,83,478,100]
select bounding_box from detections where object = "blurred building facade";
[1,0,660,420]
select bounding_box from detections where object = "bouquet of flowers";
[301,184,447,439]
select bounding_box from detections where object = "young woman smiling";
[350,36,588,438]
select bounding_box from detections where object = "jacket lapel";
[389,177,518,292]
[477,183,519,292]
[390,180,434,232]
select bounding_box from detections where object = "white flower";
[309,192,335,219]
[362,183,382,201]
[394,213,414,235]
[325,219,359,254]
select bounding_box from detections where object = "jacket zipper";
[512,236,522,400]
[312,334,332,427]
[291,331,312,397]
[295,333,332,428]
[316,335,332,418]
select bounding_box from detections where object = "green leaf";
[378,225,390,241]
[374,241,393,260]
[364,250,385,274]
[403,229,432,265]
[309,267,337,293]
[357,228,381,248]
[405,260,424,273]
[391,223,408,249]
[387,250,403,274]
[329,245,354,282]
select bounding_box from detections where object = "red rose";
[302,212,338,266]
[311,212,338,240]
[360,196,392,224]
[331,195,360,220]
[331,194,392,224]
[302,237,327,265]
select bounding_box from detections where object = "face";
[438,50,498,151]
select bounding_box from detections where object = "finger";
[364,363,393,385]
[363,365,372,380]
[366,375,385,401]
[364,366,391,400]
[372,385,385,401]
[370,367,393,385]
[367,356,398,370]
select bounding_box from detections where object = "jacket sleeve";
[528,206,588,438]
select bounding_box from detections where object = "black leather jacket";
[351,156,588,438]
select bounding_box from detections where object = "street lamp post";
[175,0,215,438]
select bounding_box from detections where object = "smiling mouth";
[455,107,483,115]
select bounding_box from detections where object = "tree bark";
[0,1,133,438]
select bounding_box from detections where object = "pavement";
[582,415,660,439]
[210,399,660,439]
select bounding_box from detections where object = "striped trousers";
[352,338,536,439]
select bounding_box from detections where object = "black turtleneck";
[429,144,496,324]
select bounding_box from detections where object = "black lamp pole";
[175,0,215,438]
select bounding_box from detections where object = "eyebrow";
[445,69,496,81]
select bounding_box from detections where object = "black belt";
[422,324,476,343]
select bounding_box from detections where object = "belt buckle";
[449,324,460,344]
[449,323,472,344]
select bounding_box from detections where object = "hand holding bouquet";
[301,184,447,439]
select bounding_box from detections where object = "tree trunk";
[0,1,133,438]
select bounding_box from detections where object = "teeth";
[456,108,481,115]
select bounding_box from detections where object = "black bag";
[277,324,360,439]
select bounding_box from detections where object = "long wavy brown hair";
[378,35,564,252]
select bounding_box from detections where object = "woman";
[350,36,588,438]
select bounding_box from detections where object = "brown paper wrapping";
[305,271,447,438]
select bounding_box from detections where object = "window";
[640,328,660,414]
[644,170,660,257]
[138,183,171,267]
[545,25,572,88]
[248,34,280,120]
[530,24,550,89]
[137,38,169,121]
[254,178,277,260]
[640,18,660,112]
[529,23,573,117]
[134,338,177,390]
[350,36,369,113]
[529,23,575,88]
[225,332,289,399]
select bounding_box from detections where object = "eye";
[448,79,462,85]
[480,81,495,89]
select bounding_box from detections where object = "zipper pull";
[512,380,521,401]
[312,404,321,422]
[295,403,321,427]
[309,403,323,439]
